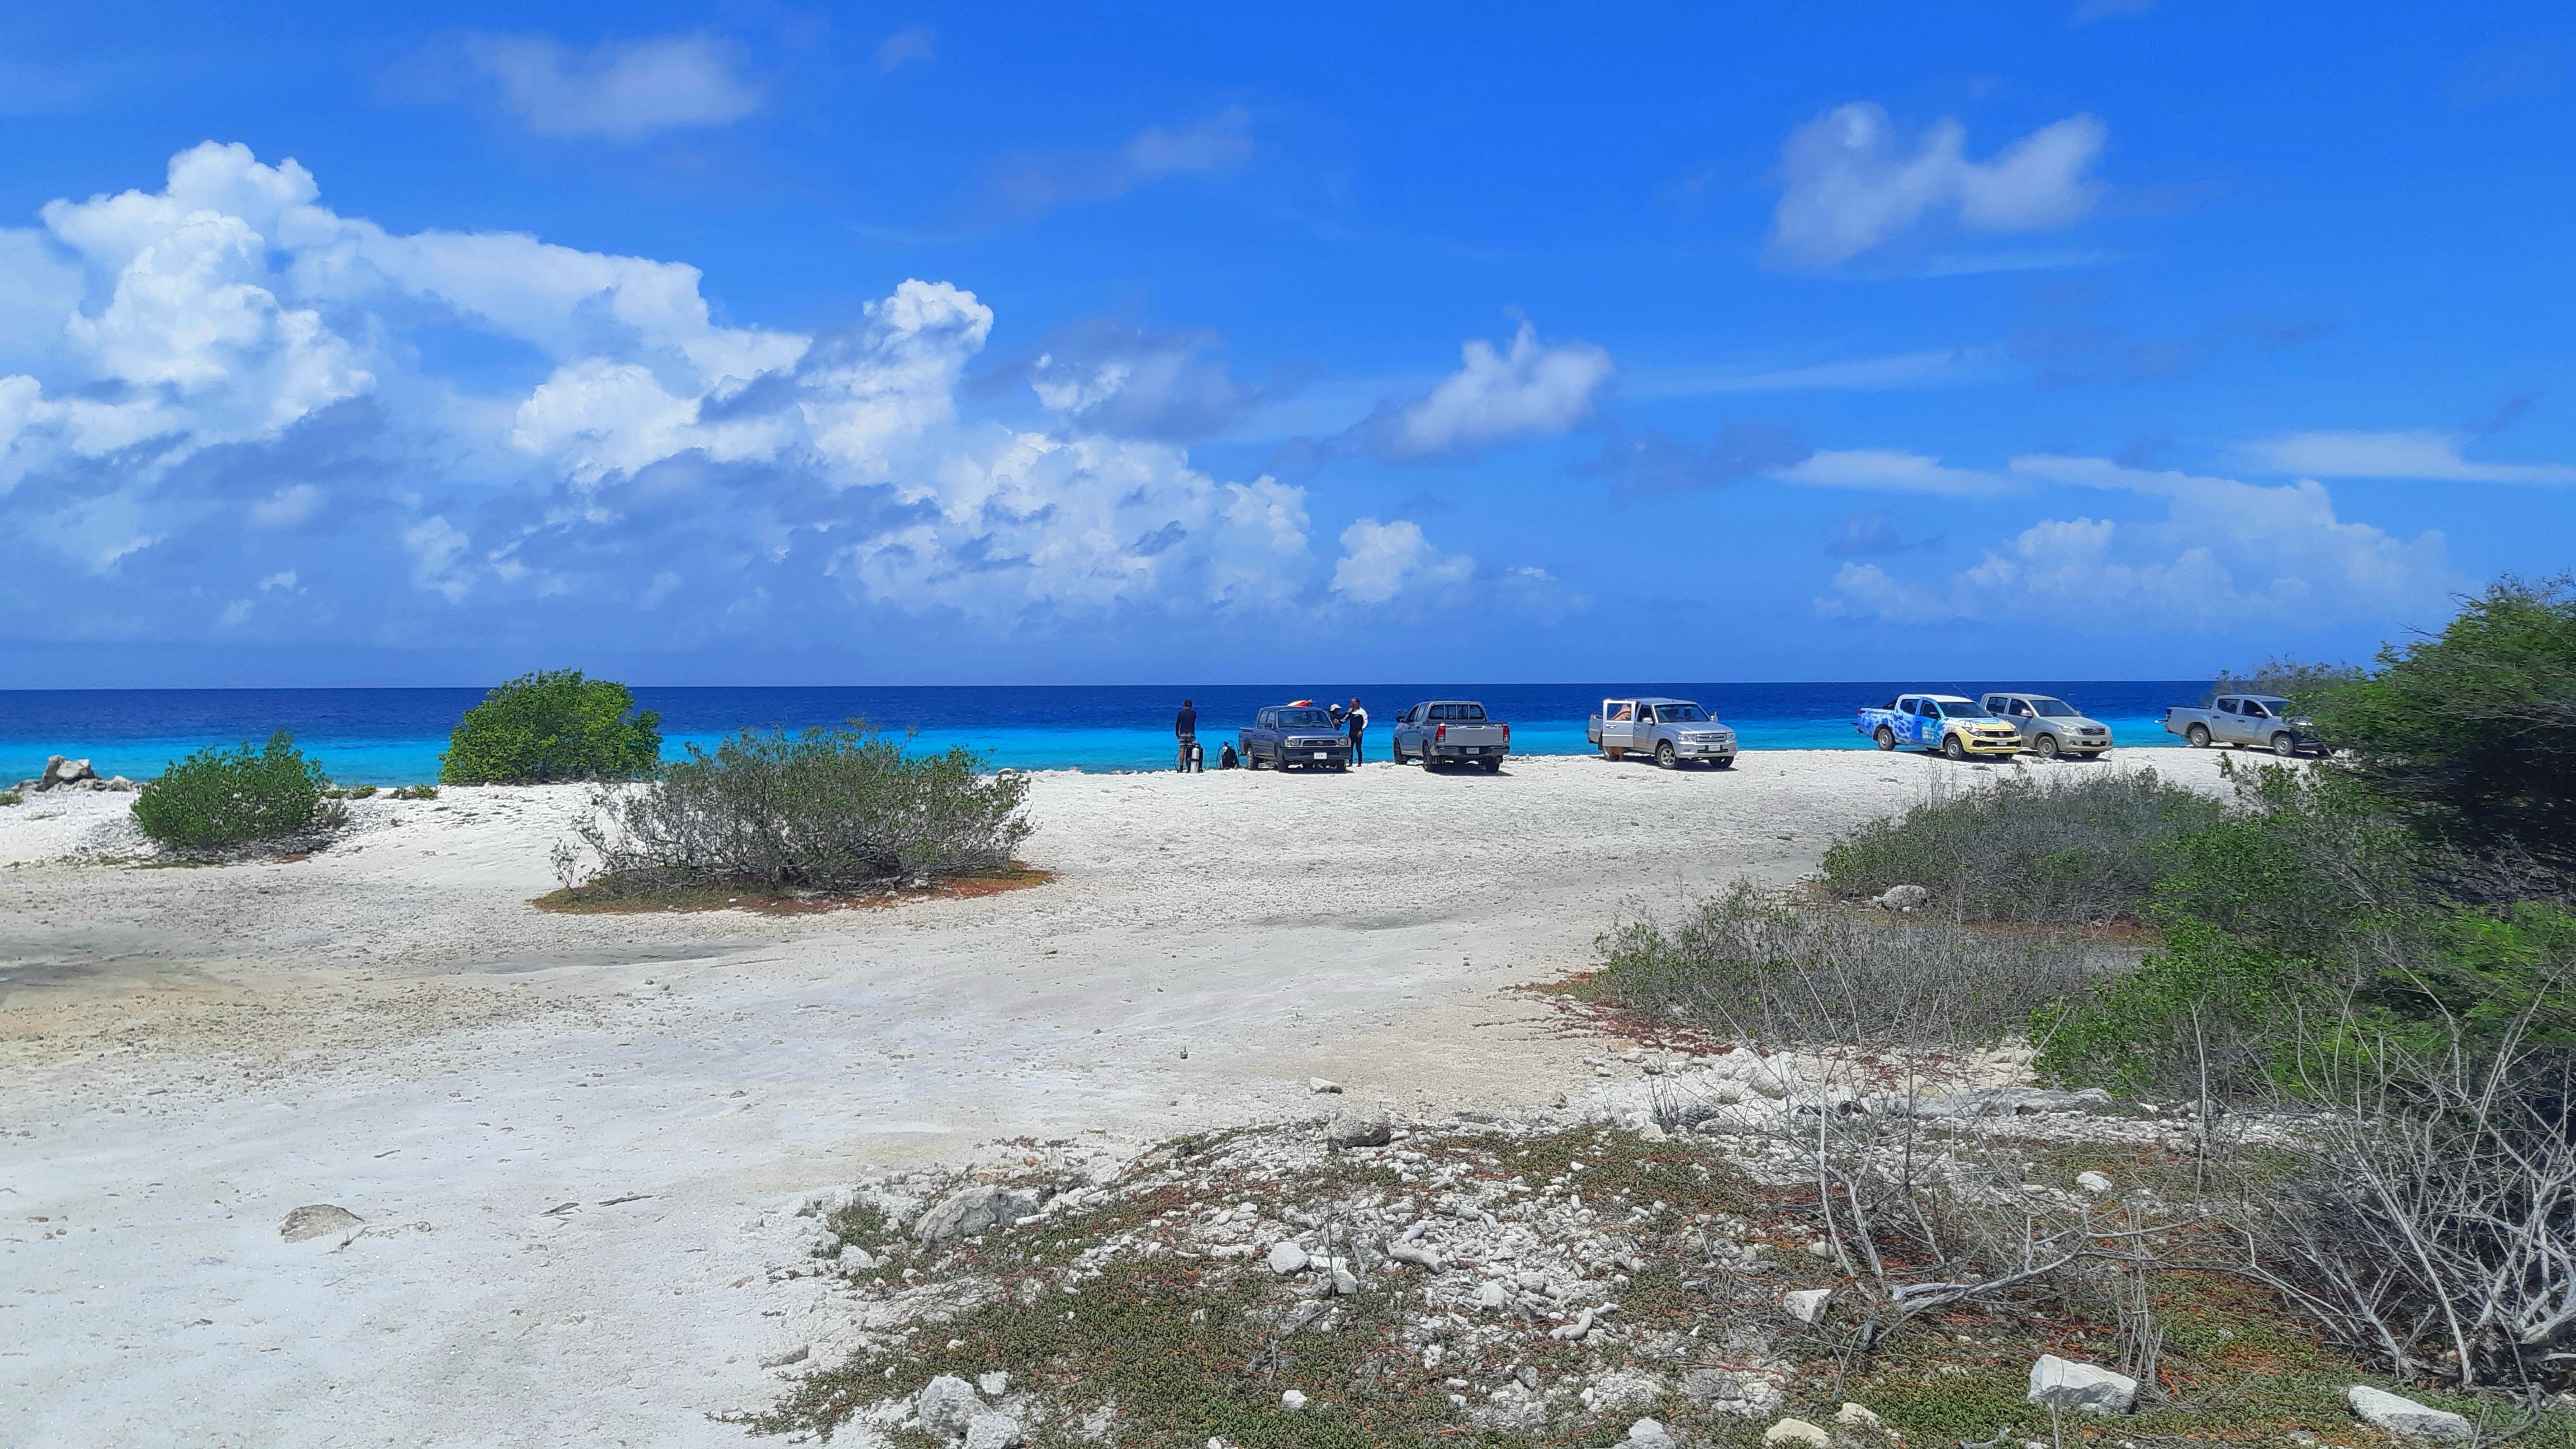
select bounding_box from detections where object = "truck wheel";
[1480,757,1502,774]
[2185,723,2211,748]
[1873,726,1896,751]
[1655,741,1677,769]
[2034,733,2060,760]
[2271,732,2298,757]
[1941,734,1966,761]
[1712,756,1734,770]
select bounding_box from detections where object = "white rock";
[916,1375,981,1436]
[39,755,96,790]
[280,1204,363,1243]
[1281,1389,1308,1411]
[2346,1385,2471,1441]
[963,1412,1023,1449]
[1782,1287,1832,1323]
[1474,1279,1509,1310]
[1308,1078,1343,1094]
[1636,1123,1669,1143]
[2076,1171,2113,1193]
[1764,1419,1831,1448]
[2026,1355,2137,1415]
[838,1244,879,1271]
[1627,1417,1680,1449]
[1266,1240,1310,1275]
[977,1370,1010,1397]
[1873,884,1931,912]
[915,1185,1048,1246]
[758,1344,809,1368]
[1835,1403,1886,1433]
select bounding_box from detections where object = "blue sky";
[3,2,2573,687]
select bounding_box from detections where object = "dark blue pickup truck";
[1240,704,1353,771]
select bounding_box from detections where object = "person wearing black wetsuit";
[1175,698,1198,771]
[1345,697,1369,764]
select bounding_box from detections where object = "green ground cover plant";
[439,669,660,785]
[130,731,343,850]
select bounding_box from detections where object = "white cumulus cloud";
[1820,453,2452,626]
[1330,518,1474,604]
[462,33,763,140]
[1772,103,2108,268]
[1353,321,1613,461]
[0,141,1366,648]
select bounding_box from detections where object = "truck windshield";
[2032,699,2078,716]
[1655,703,1708,722]
[1275,709,1334,727]
[1937,702,1996,718]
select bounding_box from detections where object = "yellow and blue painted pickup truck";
[1854,693,2024,760]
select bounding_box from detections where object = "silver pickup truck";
[2163,694,2322,756]
[1587,695,1737,769]
[1391,700,1510,772]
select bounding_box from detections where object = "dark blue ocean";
[0,683,2209,785]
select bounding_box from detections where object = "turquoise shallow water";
[0,683,2203,785]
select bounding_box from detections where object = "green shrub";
[439,670,660,785]
[388,784,438,801]
[2309,575,2576,879]
[0,788,20,807]
[1591,881,2100,1049]
[131,732,342,850]
[557,723,1031,897]
[2037,761,2573,1095]
[1818,766,2226,925]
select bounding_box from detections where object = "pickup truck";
[1587,697,1738,769]
[1856,694,2024,760]
[1391,700,1510,772]
[2164,694,2322,756]
[1241,703,1352,771]
[1980,692,2114,760]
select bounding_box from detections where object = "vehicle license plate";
[1313,751,1329,760]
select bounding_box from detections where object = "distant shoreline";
[1,680,2212,785]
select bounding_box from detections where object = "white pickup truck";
[2163,694,2322,756]
[1587,696,1737,769]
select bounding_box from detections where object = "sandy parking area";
[0,747,2244,1447]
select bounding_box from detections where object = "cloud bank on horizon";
[0,143,1547,653]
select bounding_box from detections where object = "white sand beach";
[0,749,2249,1448]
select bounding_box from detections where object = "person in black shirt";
[1345,697,1369,764]
[1175,698,1197,771]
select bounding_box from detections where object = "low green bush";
[557,723,1031,897]
[439,670,660,785]
[387,784,438,801]
[131,732,342,850]
[0,788,20,807]
[1817,766,2226,925]
[1591,881,2100,1049]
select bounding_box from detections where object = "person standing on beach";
[1174,698,1198,772]
[1345,697,1369,764]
